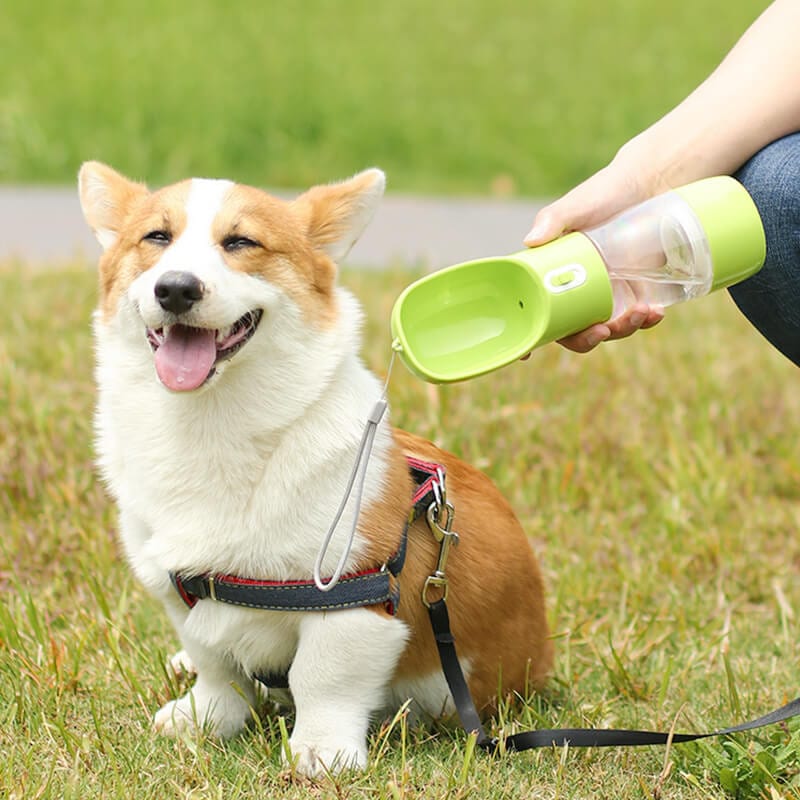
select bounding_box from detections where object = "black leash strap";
[428,599,494,746]
[427,598,800,753]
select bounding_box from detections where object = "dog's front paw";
[167,649,197,679]
[154,697,198,737]
[154,689,251,739]
[286,734,367,778]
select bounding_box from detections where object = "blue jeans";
[730,132,800,367]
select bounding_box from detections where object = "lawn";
[1,0,765,195]
[2,263,800,799]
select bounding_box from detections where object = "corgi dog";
[78,162,552,778]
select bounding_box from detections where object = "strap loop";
[313,350,398,592]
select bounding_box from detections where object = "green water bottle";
[391,176,766,383]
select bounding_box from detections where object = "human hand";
[553,303,665,353]
[523,150,668,352]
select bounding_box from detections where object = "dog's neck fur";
[94,286,393,589]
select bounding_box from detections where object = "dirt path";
[0,186,545,271]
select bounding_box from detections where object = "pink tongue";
[154,325,217,391]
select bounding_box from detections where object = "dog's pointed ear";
[292,168,385,262]
[78,161,148,250]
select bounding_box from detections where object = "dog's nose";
[154,271,205,314]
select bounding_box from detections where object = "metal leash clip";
[422,468,460,608]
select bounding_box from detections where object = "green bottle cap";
[674,176,766,292]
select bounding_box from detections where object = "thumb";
[523,182,604,246]
[524,163,651,248]
[523,205,566,247]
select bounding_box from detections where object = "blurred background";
[6,7,800,797]
[0,0,765,196]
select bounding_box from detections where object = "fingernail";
[523,225,543,245]
[629,312,645,326]
[586,331,607,348]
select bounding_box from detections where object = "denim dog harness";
[169,455,445,617]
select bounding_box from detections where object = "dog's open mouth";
[146,309,263,392]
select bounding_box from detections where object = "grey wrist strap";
[313,353,396,592]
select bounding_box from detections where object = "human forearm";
[619,0,800,188]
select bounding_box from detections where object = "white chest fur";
[94,289,393,592]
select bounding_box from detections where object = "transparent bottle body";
[584,192,714,318]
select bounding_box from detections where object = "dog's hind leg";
[286,608,408,777]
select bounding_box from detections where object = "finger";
[606,309,648,340]
[605,304,665,339]
[556,324,611,353]
[556,302,665,353]
[639,305,665,330]
[524,207,564,247]
[524,169,627,247]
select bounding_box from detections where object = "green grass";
[1,0,764,195]
[3,263,800,799]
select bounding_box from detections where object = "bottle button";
[552,270,575,286]
[544,263,587,294]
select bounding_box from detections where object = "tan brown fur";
[79,164,375,328]
[87,179,193,321]
[217,185,340,326]
[291,170,381,256]
[362,430,553,709]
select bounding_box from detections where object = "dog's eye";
[222,236,260,253]
[142,230,172,246]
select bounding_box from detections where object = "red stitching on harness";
[407,455,445,506]
[215,565,384,589]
